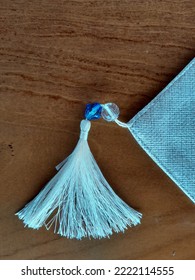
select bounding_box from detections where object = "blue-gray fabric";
[128,58,195,203]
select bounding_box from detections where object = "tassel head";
[80,119,91,140]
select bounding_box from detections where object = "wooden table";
[0,0,194,260]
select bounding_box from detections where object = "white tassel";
[16,119,142,239]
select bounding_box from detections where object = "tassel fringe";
[16,120,142,239]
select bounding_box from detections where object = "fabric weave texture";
[128,58,195,203]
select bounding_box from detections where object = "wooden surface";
[0,0,195,260]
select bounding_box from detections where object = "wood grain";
[0,0,195,260]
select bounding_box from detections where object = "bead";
[85,103,102,120]
[101,103,120,122]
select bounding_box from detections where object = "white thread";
[115,119,129,128]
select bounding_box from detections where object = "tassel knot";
[80,119,91,140]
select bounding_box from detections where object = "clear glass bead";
[101,103,120,122]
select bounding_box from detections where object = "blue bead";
[85,103,102,120]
